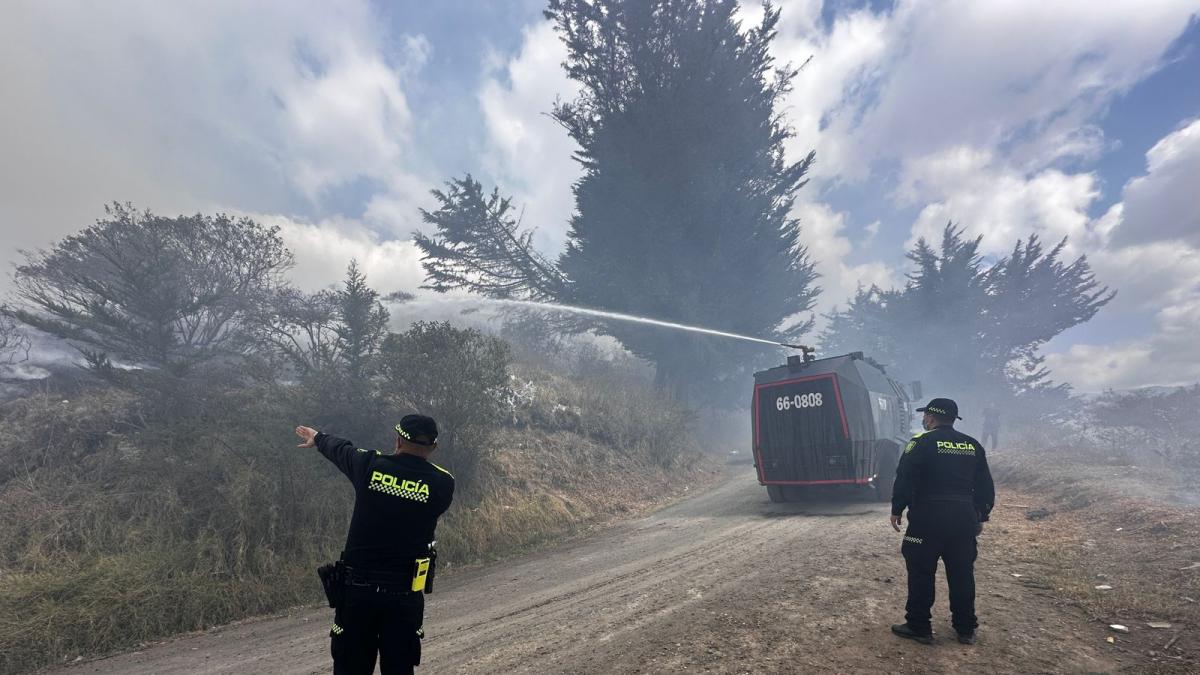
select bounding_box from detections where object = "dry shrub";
[1089,385,1200,470]
[438,486,579,563]
[0,388,351,673]
[0,389,140,484]
[509,363,697,469]
[437,427,711,565]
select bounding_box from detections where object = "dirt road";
[55,467,1130,674]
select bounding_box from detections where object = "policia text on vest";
[296,415,455,675]
[889,398,995,646]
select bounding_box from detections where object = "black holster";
[317,560,346,609]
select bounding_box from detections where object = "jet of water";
[415,296,809,350]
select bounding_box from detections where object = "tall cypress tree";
[550,0,817,399]
[821,224,1114,407]
[419,0,818,403]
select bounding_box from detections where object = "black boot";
[891,623,933,645]
[956,631,976,645]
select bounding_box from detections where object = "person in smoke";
[981,403,1001,450]
[295,415,454,675]
[889,398,995,645]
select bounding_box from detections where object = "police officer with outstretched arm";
[295,414,454,675]
[889,398,994,645]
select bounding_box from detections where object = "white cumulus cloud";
[478,20,582,254]
[1044,124,1200,391]
[256,214,428,296]
[794,201,896,315]
[1110,118,1200,247]
[900,146,1102,257]
[767,4,891,182]
[840,0,1198,178]
[1044,292,1200,392]
[0,0,432,295]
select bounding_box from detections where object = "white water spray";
[412,296,811,351]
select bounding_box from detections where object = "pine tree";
[335,260,390,382]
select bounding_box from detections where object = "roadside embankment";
[41,467,1127,675]
[0,364,721,675]
[991,446,1200,672]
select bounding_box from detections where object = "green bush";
[380,321,512,494]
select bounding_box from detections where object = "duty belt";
[344,565,416,587]
[920,494,973,503]
[344,544,437,594]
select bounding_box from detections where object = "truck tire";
[767,485,787,503]
[874,443,898,502]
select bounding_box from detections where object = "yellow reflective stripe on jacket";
[904,430,928,454]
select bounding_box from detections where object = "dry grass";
[440,427,711,566]
[993,447,1200,672]
[0,365,711,674]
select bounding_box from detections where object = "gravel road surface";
[54,467,1121,674]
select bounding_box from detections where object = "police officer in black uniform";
[295,414,455,675]
[889,398,994,645]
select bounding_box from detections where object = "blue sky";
[2,0,1199,391]
[830,14,1200,255]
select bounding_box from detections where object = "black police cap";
[395,414,438,446]
[916,397,962,420]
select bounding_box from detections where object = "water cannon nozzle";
[779,343,817,362]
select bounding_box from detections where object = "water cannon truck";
[751,351,916,502]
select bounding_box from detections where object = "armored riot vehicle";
[752,351,914,502]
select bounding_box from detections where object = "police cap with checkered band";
[395,414,438,446]
[916,397,963,420]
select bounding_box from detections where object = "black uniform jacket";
[316,432,455,570]
[891,426,994,522]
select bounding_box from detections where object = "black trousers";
[901,503,979,635]
[331,583,424,675]
[982,427,999,449]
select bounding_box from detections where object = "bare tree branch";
[0,309,31,365]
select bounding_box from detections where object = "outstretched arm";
[295,425,359,481]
